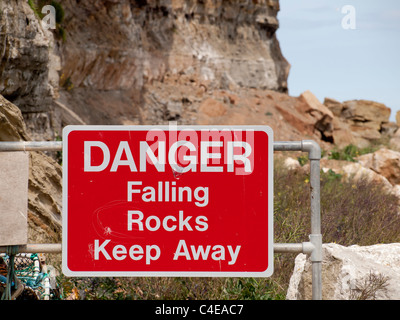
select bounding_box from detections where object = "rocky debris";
[285,149,400,204]
[0,95,62,244]
[396,111,400,126]
[389,128,400,151]
[356,148,400,186]
[343,100,391,126]
[324,98,396,148]
[28,151,62,244]
[140,82,333,145]
[330,117,357,149]
[287,243,400,300]
[0,95,30,141]
[283,157,301,170]
[299,91,334,142]
[318,158,393,189]
[341,162,395,192]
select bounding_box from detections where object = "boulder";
[318,158,400,205]
[287,243,400,300]
[319,159,392,189]
[341,162,393,189]
[356,148,400,186]
[300,91,334,120]
[341,100,390,147]
[330,117,356,148]
[283,157,301,170]
[323,98,393,148]
[381,122,398,136]
[341,100,390,129]
[0,95,30,141]
[300,91,334,141]
[323,97,343,117]
[389,129,400,152]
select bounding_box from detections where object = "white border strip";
[62,125,273,277]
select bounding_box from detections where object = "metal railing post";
[302,140,322,300]
[274,140,322,300]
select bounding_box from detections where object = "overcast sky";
[277,0,400,121]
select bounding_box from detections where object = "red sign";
[62,125,273,277]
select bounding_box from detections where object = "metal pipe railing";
[0,138,322,300]
[0,243,62,254]
[0,243,313,254]
[274,140,322,300]
[0,141,62,152]
[0,243,308,254]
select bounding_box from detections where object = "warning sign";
[62,125,273,277]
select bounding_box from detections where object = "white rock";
[357,148,400,185]
[286,243,400,300]
[283,157,301,170]
[342,162,393,189]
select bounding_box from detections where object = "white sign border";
[62,125,274,278]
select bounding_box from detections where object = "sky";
[276,0,400,122]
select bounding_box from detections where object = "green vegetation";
[28,0,40,17]
[297,154,308,166]
[60,74,73,91]
[328,144,376,162]
[50,0,66,41]
[56,159,400,300]
[51,1,64,24]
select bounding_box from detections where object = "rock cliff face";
[0,0,61,141]
[57,0,290,128]
[2,0,290,138]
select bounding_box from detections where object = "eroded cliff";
[2,0,291,138]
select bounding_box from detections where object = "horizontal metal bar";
[0,141,62,151]
[273,243,314,254]
[273,141,303,152]
[0,140,318,156]
[274,140,321,160]
[274,243,303,253]
[0,140,307,153]
[0,244,62,254]
[0,243,311,255]
[1,141,296,152]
